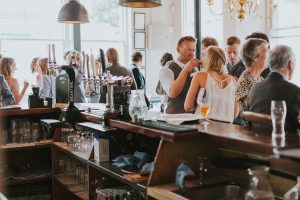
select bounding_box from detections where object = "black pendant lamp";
[119,0,162,8]
[58,0,89,24]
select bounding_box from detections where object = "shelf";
[53,142,90,164]
[54,175,88,200]
[0,140,52,151]
[2,170,51,186]
[88,160,147,192]
[0,108,61,117]
[77,122,117,133]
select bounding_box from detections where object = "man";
[105,48,137,89]
[230,32,270,79]
[159,36,200,113]
[225,36,241,73]
[201,36,219,57]
[248,45,300,134]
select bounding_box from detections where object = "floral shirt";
[235,71,263,113]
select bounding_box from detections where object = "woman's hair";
[201,37,219,48]
[0,57,15,77]
[160,52,173,66]
[106,48,119,64]
[31,57,40,73]
[38,57,49,75]
[132,51,143,62]
[241,38,268,67]
[204,46,226,73]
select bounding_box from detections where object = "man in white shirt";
[159,36,200,114]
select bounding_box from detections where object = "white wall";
[130,0,182,98]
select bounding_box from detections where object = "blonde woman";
[185,46,239,123]
[37,58,56,105]
[0,57,29,104]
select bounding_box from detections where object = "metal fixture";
[207,0,278,21]
[119,0,161,8]
[58,0,89,24]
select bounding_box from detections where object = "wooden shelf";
[88,160,147,192]
[53,142,90,164]
[0,140,52,151]
[54,175,88,200]
[0,108,60,117]
[3,170,51,186]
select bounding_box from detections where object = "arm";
[10,79,20,104]
[169,59,200,98]
[184,72,206,112]
[16,81,29,104]
[132,68,142,89]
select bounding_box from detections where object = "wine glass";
[198,89,210,125]
[270,100,286,138]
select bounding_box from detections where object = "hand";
[23,81,29,88]
[184,59,201,73]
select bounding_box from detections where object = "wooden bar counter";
[1,106,300,199]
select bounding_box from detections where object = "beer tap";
[89,49,97,93]
[82,51,86,89]
[85,54,92,98]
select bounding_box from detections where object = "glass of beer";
[199,90,210,125]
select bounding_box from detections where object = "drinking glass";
[198,89,210,125]
[271,100,286,138]
[160,94,168,115]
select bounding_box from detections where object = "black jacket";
[248,72,300,134]
[230,60,270,79]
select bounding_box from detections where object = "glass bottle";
[128,90,148,123]
[245,166,275,200]
[284,176,300,200]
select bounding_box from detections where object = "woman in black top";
[130,51,149,107]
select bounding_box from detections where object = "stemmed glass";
[160,94,168,115]
[198,89,210,125]
[270,100,286,138]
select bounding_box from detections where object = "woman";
[30,57,41,86]
[185,46,239,123]
[130,51,149,107]
[235,38,269,113]
[0,57,29,104]
[37,57,56,106]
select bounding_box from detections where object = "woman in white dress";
[184,46,239,123]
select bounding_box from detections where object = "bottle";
[129,90,148,123]
[245,166,275,200]
[284,177,300,200]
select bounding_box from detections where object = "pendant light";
[57,0,89,24]
[119,0,162,8]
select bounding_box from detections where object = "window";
[271,0,300,86]
[182,0,223,44]
[0,0,70,96]
[80,0,129,66]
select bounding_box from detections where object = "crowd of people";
[157,32,300,134]
[0,31,299,134]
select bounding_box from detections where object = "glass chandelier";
[207,0,278,21]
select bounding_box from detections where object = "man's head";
[226,36,241,65]
[106,48,119,64]
[201,37,219,57]
[176,36,196,64]
[131,51,143,67]
[246,32,269,44]
[268,45,296,80]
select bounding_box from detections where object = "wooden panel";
[0,108,60,117]
[148,136,217,187]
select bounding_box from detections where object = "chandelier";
[207,0,278,21]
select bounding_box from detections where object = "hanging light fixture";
[58,0,89,24]
[119,0,162,8]
[207,0,278,22]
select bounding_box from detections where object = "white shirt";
[159,59,185,96]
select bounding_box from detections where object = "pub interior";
[0,0,300,200]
